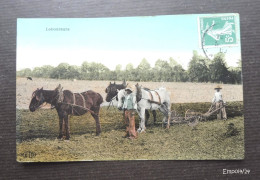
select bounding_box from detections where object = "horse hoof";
[137,129,141,133]
[57,135,63,139]
[96,133,101,136]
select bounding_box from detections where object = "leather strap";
[154,90,161,105]
[79,93,86,108]
[146,90,161,105]
[148,91,153,101]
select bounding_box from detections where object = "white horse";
[117,84,171,133]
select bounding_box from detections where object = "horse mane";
[135,83,142,102]
[115,84,126,90]
[142,87,150,91]
[109,80,127,90]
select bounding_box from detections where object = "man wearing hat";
[212,85,227,120]
[122,85,138,139]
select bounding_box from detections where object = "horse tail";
[97,93,103,105]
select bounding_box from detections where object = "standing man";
[212,85,227,120]
[122,85,138,139]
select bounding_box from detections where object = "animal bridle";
[31,89,61,110]
[31,91,46,110]
[106,86,118,101]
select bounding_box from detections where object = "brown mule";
[29,84,103,140]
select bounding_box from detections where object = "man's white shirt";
[212,91,223,103]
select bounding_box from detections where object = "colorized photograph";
[16,14,244,162]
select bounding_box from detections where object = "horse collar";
[51,89,64,108]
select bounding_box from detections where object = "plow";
[170,103,225,128]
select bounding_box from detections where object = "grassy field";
[16,108,244,162]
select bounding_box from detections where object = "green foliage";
[137,58,152,81]
[16,51,242,84]
[124,63,136,81]
[209,52,230,83]
[50,63,69,79]
[153,59,171,81]
[80,61,109,80]
[188,51,210,82]
[17,68,32,77]
[228,59,242,84]
[172,64,188,82]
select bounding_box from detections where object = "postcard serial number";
[21,151,36,158]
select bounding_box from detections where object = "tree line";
[17,51,242,84]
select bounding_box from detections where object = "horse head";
[105,82,118,102]
[29,84,63,112]
[29,87,45,112]
[105,80,127,102]
[117,89,126,110]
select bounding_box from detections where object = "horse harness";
[146,90,162,105]
[145,89,169,114]
[71,91,86,108]
[56,90,97,115]
[68,90,88,114]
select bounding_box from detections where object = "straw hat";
[125,84,135,92]
[214,85,222,89]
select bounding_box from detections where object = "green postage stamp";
[198,14,239,48]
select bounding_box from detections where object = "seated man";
[212,85,227,120]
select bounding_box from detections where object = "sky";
[17,14,241,71]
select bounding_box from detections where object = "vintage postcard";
[16,14,244,162]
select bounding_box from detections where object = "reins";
[30,90,49,110]
[107,95,118,110]
[34,101,49,110]
[61,102,97,115]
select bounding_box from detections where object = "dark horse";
[105,80,127,102]
[29,84,103,140]
[105,80,157,125]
